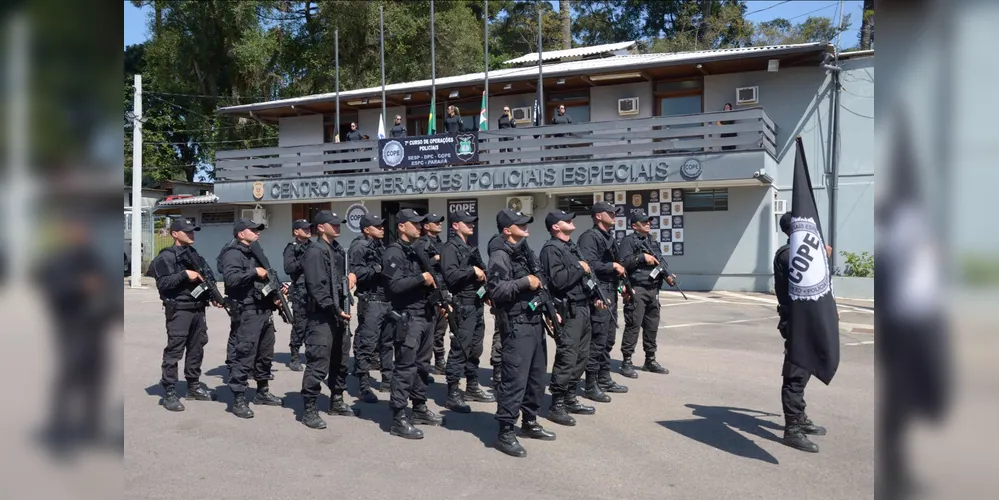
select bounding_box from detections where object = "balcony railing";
[215,108,776,181]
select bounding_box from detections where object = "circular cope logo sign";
[381,140,405,167]
[788,217,832,301]
[345,203,368,233]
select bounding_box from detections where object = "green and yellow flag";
[428,95,437,134]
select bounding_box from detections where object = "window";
[556,194,594,216]
[682,189,728,212]
[200,210,236,225]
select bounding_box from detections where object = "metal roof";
[217,42,831,115]
[503,40,638,66]
[155,194,219,207]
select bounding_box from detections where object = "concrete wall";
[278,115,324,147]
[358,106,407,139]
[589,81,653,122]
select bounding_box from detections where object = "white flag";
[378,113,386,139]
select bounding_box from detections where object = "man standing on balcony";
[618,210,673,378]
[348,214,389,403]
[282,219,313,372]
[577,201,629,402]
[441,209,494,414]
[416,213,449,376]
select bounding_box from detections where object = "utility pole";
[335,29,340,141]
[130,74,143,288]
[6,13,29,284]
[380,6,387,135]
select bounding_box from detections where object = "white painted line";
[715,290,778,305]
[659,315,779,329]
[845,340,875,346]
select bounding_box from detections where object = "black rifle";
[326,242,350,327]
[640,239,688,300]
[178,247,230,314]
[567,245,617,329]
[248,240,295,323]
[517,243,564,340]
[410,242,460,336]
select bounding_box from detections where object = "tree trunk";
[560,1,571,50]
[859,0,874,50]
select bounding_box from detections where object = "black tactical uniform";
[486,233,506,385]
[539,211,597,426]
[618,211,669,377]
[577,202,629,401]
[773,212,826,452]
[390,121,407,138]
[444,113,464,134]
[282,219,312,372]
[218,220,285,419]
[415,215,449,374]
[441,210,495,413]
[382,209,445,439]
[299,211,359,429]
[149,221,216,411]
[488,208,557,458]
[349,214,391,400]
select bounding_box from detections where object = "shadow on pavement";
[657,404,784,465]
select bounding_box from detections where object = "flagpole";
[335,28,340,141]
[380,6,387,137]
[430,0,436,134]
[484,0,489,130]
[537,4,544,126]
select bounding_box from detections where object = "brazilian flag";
[428,95,437,135]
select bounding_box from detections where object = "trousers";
[779,318,810,418]
[445,300,485,385]
[160,307,208,388]
[289,285,307,351]
[489,306,504,370]
[389,310,434,410]
[622,285,660,357]
[433,309,448,364]
[495,314,547,426]
[353,298,392,378]
[588,286,618,375]
[226,308,276,394]
[302,313,351,399]
[549,303,591,394]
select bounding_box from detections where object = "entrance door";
[381,199,429,245]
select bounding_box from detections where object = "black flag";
[787,136,840,385]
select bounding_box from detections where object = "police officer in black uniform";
[577,201,629,401]
[299,210,359,429]
[773,212,827,452]
[382,209,445,439]
[282,219,313,372]
[487,208,556,458]
[486,232,506,387]
[390,115,407,138]
[219,218,286,419]
[441,210,495,414]
[618,210,673,377]
[150,219,217,411]
[348,213,389,403]
[444,105,464,134]
[539,210,602,426]
[415,213,449,375]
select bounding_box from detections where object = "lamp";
[449,90,459,98]
[589,72,643,81]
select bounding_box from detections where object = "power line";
[144,136,278,146]
[743,1,792,18]
[145,90,278,101]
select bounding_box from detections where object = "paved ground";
[123,285,874,500]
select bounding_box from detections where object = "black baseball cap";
[629,210,653,224]
[233,218,265,236]
[170,219,200,233]
[314,210,345,226]
[497,208,533,229]
[424,213,445,224]
[396,208,427,224]
[591,201,617,216]
[779,212,793,234]
[450,210,478,224]
[292,219,312,230]
[545,210,575,229]
[360,214,385,229]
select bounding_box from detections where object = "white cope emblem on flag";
[788,217,832,301]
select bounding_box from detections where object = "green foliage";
[840,251,874,278]
[753,14,852,46]
[962,255,999,287]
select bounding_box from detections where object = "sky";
[124,1,865,50]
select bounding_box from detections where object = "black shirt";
[415,234,447,291]
[382,239,431,311]
[444,115,464,134]
[539,237,588,302]
[349,236,386,297]
[441,235,485,298]
[390,124,407,137]
[486,239,543,320]
[151,245,216,305]
[773,242,791,313]
[577,225,620,285]
[218,242,269,306]
[346,130,363,142]
[282,238,312,287]
[302,237,347,313]
[498,114,517,130]
[618,232,661,287]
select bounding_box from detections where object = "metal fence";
[124,207,155,272]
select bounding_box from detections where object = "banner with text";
[594,189,684,256]
[378,132,480,169]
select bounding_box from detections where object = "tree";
[644,0,754,53]
[560,1,572,49]
[859,0,874,50]
[572,1,641,47]
[752,14,851,46]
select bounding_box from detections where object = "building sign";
[378,132,479,169]
[446,198,479,249]
[594,188,684,256]
[345,203,368,233]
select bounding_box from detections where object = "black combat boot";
[521,418,557,441]
[161,387,185,412]
[800,415,827,436]
[434,358,447,375]
[390,408,424,440]
[412,403,444,426]
[564,390,596,415]
[327,393,359,417]
[446,383,471,414]
[546,392,577,427]
[301,398,326,430]
[252,381,284,406]
[232,392,254,419]
[620,356,638,379]
[783,416,819,453]
[288,348,303,372]
[186,380,214,401]
[496,422,526,458]
[643,356,669,374]
[357,374,379,404]
[465,380,496,403]
[598,370,629,393]
[379,376,392,393]
[492,369,502,388]
[584,372,612,403]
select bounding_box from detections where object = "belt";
[568,298,591,307]
[358,293,387,302]
[455,295,481,306]
[165,301,206,311]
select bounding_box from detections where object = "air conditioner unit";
[774,199,788,215]
[618,97,639,116]
[241,206,269,227]
[736,86,759,105]
[511,106,532,122]
[506,196,534,216]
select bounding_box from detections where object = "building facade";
[185,42,873,292]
